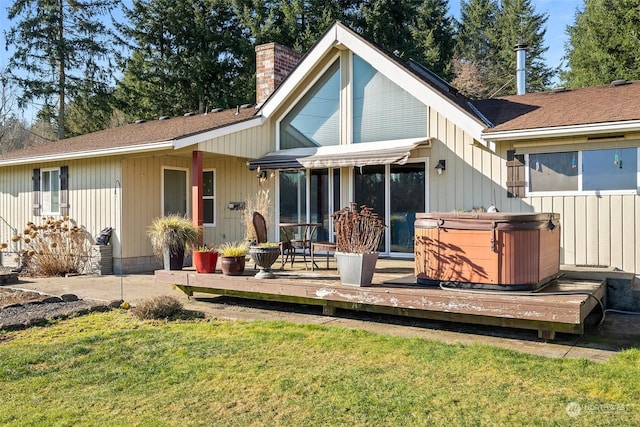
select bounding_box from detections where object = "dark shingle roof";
[0,107,257,162]
[474,81,640,133]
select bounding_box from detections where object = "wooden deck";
[155,263,605,340]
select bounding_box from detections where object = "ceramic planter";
[193,251,219,273]
[220,255,246,276]
[249,246,280,279]
[163,246,185,270]
[334,252,379,286]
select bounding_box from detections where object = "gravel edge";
[0,294,121,331]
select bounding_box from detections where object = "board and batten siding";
[198,120,273,160]
[424,108,640,274]
[0,157,121,267]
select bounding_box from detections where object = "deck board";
[155,269,605,338]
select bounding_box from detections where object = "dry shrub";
[242,169,274,242]
[11,216,92,276]
[131,295,184,320]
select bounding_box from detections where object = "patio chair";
[252,211,291,270]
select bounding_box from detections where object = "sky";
[0,0,583,122]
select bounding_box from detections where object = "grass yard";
[0,311,638,426]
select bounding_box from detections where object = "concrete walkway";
[8,271,639,363]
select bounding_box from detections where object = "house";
[1,21,639,275]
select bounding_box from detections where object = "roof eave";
[483,120,640,142]
[173,115,263,150]
[0,141,174,167]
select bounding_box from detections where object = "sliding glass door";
[278,162,426,254]
[354,162,426,255]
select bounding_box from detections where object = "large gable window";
[527,148,638,195]
[352,55,427,143]
[280,60,340,149]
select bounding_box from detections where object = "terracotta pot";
[220,256,246,276]
[193,251,219,273]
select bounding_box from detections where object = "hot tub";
[415,212,560,290]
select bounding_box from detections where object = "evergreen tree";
[358,0,455,79]
[115,0,253,120]
[564,0,640,87]
[453,0,552,97]
[233,0,360,52]
[489,0,553,96]
[411,0,456,79]
[5,0,120,139]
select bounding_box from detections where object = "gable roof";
[0,107,258,166]
[259,21,490,148]
[475,81,640,141]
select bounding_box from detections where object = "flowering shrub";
[9,216,92,276]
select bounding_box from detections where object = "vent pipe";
[514,43,528,95]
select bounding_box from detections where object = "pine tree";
[5,0,120,139]
[564,0,640,87]
[410,0,456,79]
[115,0,253,120]
[453,0,552,98]
[489,0,553,96]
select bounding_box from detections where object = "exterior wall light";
[435,159,446,175]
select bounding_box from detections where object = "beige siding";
[426,108,640,273]
[0,157,121,264]
[427,108,507,213]
[198,122,273,159]
[202,156,268,245]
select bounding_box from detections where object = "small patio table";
[279,222,320,270]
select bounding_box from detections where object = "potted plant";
[218,241,250,276]
[193,244,218,273]
[249,242,281,279]
[147,215,200,271]
[331,203,386,286]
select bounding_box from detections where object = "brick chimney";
[255,42,303,105]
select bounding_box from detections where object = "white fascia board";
[0,141,174,167]
[261,23,490,150]
[260,28,338,118]
[335,27,488,148]
[173,116,263,150]
[484,120,640,142]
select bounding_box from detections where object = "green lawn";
[0,311,638,426]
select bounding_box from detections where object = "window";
[41,168,60,214]
[527,148,638,194]
[162,167,188,216]
[582,148,637,191]
[280,60,340,149]
[203,170,215,226]
[528,152,578,192]
[353,55,427,143]
[279,170,307,223]
[33,167,68,216]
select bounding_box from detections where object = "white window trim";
[525,151,640,197]
[203,168,216,227]
[40,167,61,215]
[161,166,190,217]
